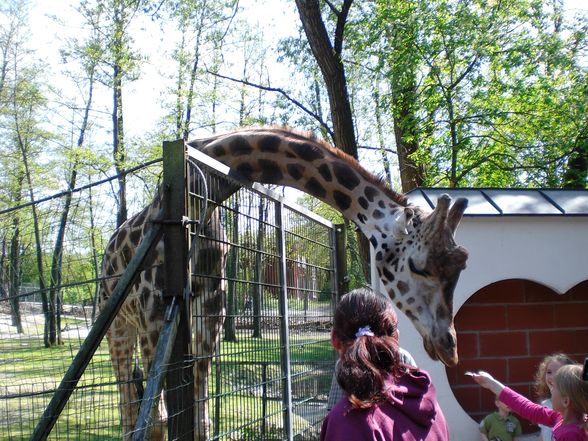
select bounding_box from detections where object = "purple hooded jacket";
[320,369,449,441]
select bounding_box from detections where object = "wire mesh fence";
[0,161,162,440]
[0,144,339,440]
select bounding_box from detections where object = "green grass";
[220,331,334,363]
[0,328,334,440]
[0,337,120,441]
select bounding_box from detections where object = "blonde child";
[534,354,577,441]
[470,364,588,441]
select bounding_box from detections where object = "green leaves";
[356,0,588,188]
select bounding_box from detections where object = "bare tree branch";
[206,69,334,138]
[358,144,397,155]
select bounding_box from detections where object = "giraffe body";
[99,193,227,440]
[100,126,468,440]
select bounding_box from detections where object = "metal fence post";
[334,223,348,302]
[276,200,293,441]
[162,139,193,440]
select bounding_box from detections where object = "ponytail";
[332,288,404,409]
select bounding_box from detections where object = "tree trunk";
[0,238,7,301]
[252,198,266,339]
[394,113,424,192]
[112,3,128,228]
[113,62,127,227]
[223,201,239,342]
[89,184,101,323]
[294,0,357,158]
[15,132,50,344]
[49,70,94,343]
[562,137,588,188]
[182,15,205,141]
[8,220,23,333]
[373,91,393,185]
[294,0,373,280]
[391,72,424,192]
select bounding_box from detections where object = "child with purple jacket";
[320,288,449,441]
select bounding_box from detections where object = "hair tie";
[355,325,375,338]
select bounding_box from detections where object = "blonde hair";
[554,364,588,417]
[533,353,576,400]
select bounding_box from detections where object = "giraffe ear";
[392,207,414,239]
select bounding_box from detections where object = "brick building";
[379,188,588,440]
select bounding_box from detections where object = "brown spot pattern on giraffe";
[287,163,305,180]
[229,137,253,156]
[258,135,281,152]
[332,162,360,190]
[258,159,283,183]
[304,177,327,198]
[358,197,369,210]
[333,190,352,211]
[318,163,332,181]
[289,141,325,161]
[397,280,409,294]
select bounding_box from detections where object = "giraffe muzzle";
[424,328,459,367]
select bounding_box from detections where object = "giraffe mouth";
[424,332,458,367]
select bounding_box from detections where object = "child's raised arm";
[468,371,559,429]
[467,371,506,396]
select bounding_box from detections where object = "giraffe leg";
[193,286,225,441]
[107,317,139,441]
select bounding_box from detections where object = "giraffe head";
[373,194,468,366]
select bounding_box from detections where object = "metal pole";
[30,220,164,441]
[162,139,193,441]
[261,361,268,438]
[132,302,180,441]
[334,223,348,302]
[276,201,293,441]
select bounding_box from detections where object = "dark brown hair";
[333,288,405,409]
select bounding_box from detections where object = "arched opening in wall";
[446,279,588,434]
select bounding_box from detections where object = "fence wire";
[0,149,338,440]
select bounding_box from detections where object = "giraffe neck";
[189,127,407,239]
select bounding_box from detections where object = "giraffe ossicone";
[99,126,468,440]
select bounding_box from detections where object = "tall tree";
[157,0,240,139]
[357,0,588,188]
[9,70,52,343]
[292,0,376,279]
[45,30,99,345]
[0,0,29,334]
[79,0,144,226]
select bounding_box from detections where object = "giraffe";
[188,126,469,367]
[99,186,228,440]
[100,125,468,440]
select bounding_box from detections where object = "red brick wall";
[446,279,588,433]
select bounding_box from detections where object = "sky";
[27,0,587,138]
[26,0,300,141]
[23,0,588,193]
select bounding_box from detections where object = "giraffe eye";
[408,257,430,277]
